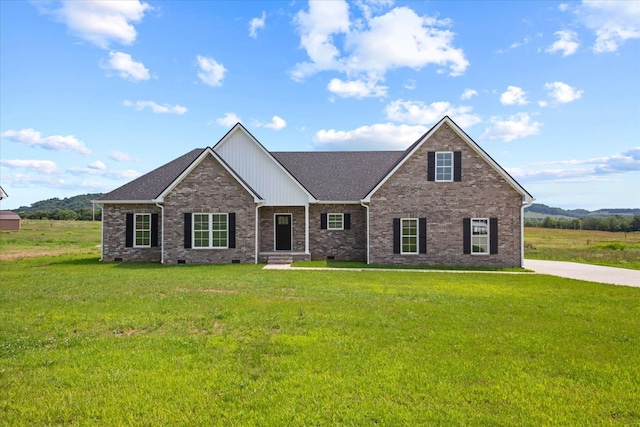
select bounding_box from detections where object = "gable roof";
[273,151,404,201]
[363,116,534,203]
[98,149,205,202]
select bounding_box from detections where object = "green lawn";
[1,254,639,425]
[525,227,640,270]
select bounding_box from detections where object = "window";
[401,218,418,254]
[327,213,344,230]
[436,152,453,181]
[471,218,489,254]
[134,214,151,247]
[193,213,228,249]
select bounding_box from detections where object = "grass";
[0,219,100,260]
[525,227,640,270]
[0,221,639,424]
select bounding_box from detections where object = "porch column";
[305,204,309,254]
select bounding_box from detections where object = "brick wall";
[162,155,256,264]
[369,123,524,267]
[308,204,366,261]
[102,203,162,262]
[258,206,306,253]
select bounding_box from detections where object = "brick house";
[97,116,533,267]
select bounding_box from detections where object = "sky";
[1,0,639,211]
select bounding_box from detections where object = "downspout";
[255,202,265,264]
[305,204,310,255]
[95,202,104,261]
[155,202,164,264]
[521,197,534,268]
[360,200,370,264]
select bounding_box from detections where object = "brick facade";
[102,204,162,262]
[368,123,523,267]
[100,120,527,267]
[308,204,367,261]
[162,155,256,264]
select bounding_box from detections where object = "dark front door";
[275,214,292,251]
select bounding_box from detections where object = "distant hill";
[12,193,104,214]
[525,203,640,219]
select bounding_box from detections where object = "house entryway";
[275,214,292,251]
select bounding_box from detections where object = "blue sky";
[1,0,638,211]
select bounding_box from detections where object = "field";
[1,221,639,424]
[525,227,640,270]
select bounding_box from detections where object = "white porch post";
[305,204,309,254]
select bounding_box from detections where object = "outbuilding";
[0,211,21,231]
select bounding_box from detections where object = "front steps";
[262,252,310,264]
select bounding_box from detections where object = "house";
[97,116,533,267]
[0,186,21,231]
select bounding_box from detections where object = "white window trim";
[134,213,151,248]
[435,151,454,182]
[192,213,228,249]
[327,213,344,230]
[400,218,419,255]
[471,217,490,256]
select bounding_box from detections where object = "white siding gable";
[213,125,312,206]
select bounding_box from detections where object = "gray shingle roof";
[98,149,205,202]
[272,151,405,201]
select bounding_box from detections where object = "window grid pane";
[193,214,209,248]
[134,214,151,247]
[401,219,418,254]
[328,213,343,230]
[436,152,453,181]
[471,219,489,254]
[211,214,227,248]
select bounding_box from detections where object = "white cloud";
[313,122,428,150]
[578,1,640,53]
[0,159,60,175]
[196,55,227,87]
[123,100,187,114]
[46,0,151,49]
[558,4,570,12]
[255,116,287,130]
[461,89,478,100]
[68,163,141,179]
[480,113,542,142]
[2,173,67,189]
[291,2,468,95]
[384,99,481,128]
[101,51,150,81]
[327,78,388,98]
[1,128,91,155]
[509,147,640,182]
[216,113,242,127]
[404,79,417,90]
[500,86,528,106]
[544,81,584,103]
[109,150,131,161]
[546,30,580,56]
[249,11,266,38]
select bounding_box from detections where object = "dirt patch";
[202,289,239,294]
[0,248,76,260]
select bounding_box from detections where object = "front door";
[275,214,292,251]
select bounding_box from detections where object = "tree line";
[525,215,640,232]
[17,208,101,221]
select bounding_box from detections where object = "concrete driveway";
[524,259,640,288]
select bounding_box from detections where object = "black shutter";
[228,213,236,249]
[463,218,471,254]
[427,151,435,181]
[344,213,351,230]
[490,218,498,254]
[393,218,401,254]
[151,213,159,247]
[419,218,427,254]
[184,213,192,249]
[125,213,134,247]
[320,213,327,229]
[454,151,462,182]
